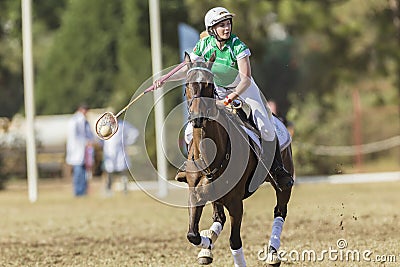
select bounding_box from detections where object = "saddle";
[228,100,260,137]
[225,100,292,153]
[224,100,293,195]
[223,100,262,157]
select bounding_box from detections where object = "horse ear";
[207,51,216,69]
[184,52,192,66]
[209,51,216,63]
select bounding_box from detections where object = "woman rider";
[155,7,293,191]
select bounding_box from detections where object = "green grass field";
[0,178,399,266]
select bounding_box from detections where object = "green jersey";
[191,34,251,87]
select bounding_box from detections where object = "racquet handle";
[144,61,187,93]
[115,61,186,117]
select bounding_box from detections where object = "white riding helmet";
[204,7,235,31]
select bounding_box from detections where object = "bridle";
[186,66,218,128]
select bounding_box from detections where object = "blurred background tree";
[0,0,25,118]
[0,0,398,176]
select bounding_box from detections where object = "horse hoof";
[265,247,281,267]
[198,248,213,265]
[198,257,213,265]
[266,263,281,267]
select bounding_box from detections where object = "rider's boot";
[262,139,294,191]
[175,141,191,182]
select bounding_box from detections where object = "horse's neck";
[192,121,228,165]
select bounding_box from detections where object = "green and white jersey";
[190,34,251,87]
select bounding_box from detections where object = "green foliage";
[36,0,125,114]
[0,0,23,118]
[285,0,399,174]
[111,0,151,110]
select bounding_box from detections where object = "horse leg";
[187,193,215,251]
[264,145,294,266]
[187,193,205,246]
[270,145,293,250]
[198,202,226,265]
[265,183,292,266]
[225,200,246,267]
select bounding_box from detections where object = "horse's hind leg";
[198,202,226,265]
[271,188,291,249]
[264,188,291,267]
[225,200,246,267]
[266,146,294,266]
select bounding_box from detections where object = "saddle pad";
[273,116,292,151]
[241,116,291,152]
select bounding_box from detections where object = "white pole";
[149,0,168,197]
[21,0,38,202]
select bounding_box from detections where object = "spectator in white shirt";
[66,104,94,196]
[103,119,138,195]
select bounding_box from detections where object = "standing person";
[66,104,94,197]
[154,7,293,192]
[103,119,139,196]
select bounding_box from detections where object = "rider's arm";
[223,56,251,105]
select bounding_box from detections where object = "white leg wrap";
[210,222,222,236]
[193,236,212,249]
[269,216,284,250]
[231,247,246,267]
[200,229,218,243]
[199,222,222,245]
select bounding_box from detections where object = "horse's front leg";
[187,191,204,246]
[198,202,226,265]
[226,200,246,267]
[187,192,214,250]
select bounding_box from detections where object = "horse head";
[185,52,217,129]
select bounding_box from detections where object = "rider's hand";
[217,92,239,108]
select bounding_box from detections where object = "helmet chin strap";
[212,29,230,43]
[208,18,233,44]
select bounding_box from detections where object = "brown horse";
[177,52,294,266]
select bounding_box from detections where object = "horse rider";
[155,7,294,191]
